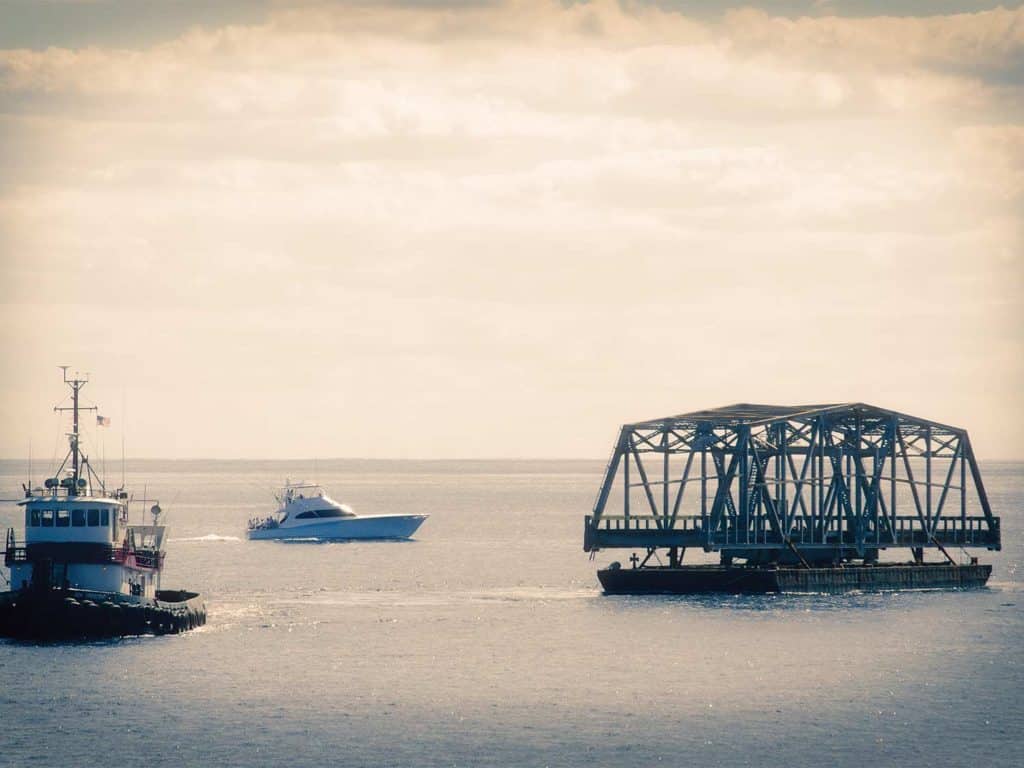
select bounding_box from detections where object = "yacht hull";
[247,514,427,541]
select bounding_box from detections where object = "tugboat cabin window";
[56,510,70,527]
[88,509,100,526]
[28,509,40,526]
[101,509,109,526]
[41,510,54,527]
[72,509,86,526]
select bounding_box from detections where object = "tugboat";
[0,367,206,640]
[247,481,427,541]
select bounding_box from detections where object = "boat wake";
[273,586,598,609]
[466,587,598,603]
[170,534,242,543]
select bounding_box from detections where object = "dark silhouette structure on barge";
[584,403,1000,593]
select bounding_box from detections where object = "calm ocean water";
[1,458,1021,768]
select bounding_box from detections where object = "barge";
[1,367,207,640]
[585,403,1001,595]
[597,561,992,594]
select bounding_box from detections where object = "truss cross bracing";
[583,403,1000,562]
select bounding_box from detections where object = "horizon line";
[2,455,1024,463]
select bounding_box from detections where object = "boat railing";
[248,516,279,531]
[129,547,164,569]
[2,534,147,567]
[4,528,26,566]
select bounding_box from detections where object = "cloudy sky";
[0,0,1021,460]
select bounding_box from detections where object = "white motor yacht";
[247,482,427,541]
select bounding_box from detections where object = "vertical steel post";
[701,444,708,545]
[960,438,967,541]
[663,427,670,528]
[874,444,880,546]
[780,422,788,530]
[926,425,932,534]
[854,415,862,525]
[823,421,831,548]
[739,426,749,545]
[623,434,631,520]
[811,418,818,541]
[848,444,855,540]
[843,446,850,542]
[891,417,898,540]
[823,423,831,544]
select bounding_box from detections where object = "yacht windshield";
[295,508,353,519]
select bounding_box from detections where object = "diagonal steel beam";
[931,438,962,534]
[785,419,819,533]
[962,433,996,526]
[591,428,626,524]
[749,441,784,538]
[851,445,889,542]
[669,450,696,529]
[629,444,663,528]
[709,450,739,533]
[896,427,929,529]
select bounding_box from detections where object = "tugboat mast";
[54,366,96,497]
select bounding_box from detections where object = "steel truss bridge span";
[583,403,1000,564]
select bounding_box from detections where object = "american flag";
[96,415,111,427]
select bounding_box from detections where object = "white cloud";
[0,0,1021,458]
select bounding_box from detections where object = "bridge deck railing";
[583,514,1000,551]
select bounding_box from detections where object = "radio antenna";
[121,386,126,491]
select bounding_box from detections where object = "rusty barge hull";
[597,562,993,595]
